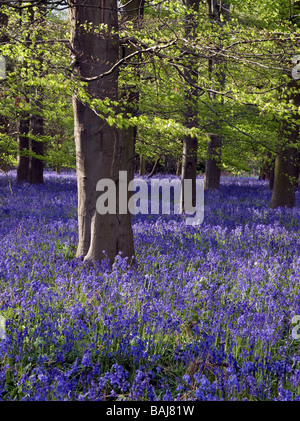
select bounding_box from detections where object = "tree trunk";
[270,146,299,208]
[119,0,144,262]
[204,1,230,191]
[69,0,134,264]
[181,0,200,209]
[17,118,30,182]
[27,6,44,184]
[28,113,44,184]
[270,93,300,208]
[17,7,32,182]
[148,156,160,178]
[205,133,222,190]
[270,3,300,208]
[176,157,181,177]
[139,154,146,175]
[259,152,275,182]
[269,163,275,190]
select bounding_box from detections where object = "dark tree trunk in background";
[269,164,275,190]
[119,0,144,260]
[17,118,30,182]
[148,156,160,178]
[25,6,44,184]
[270,80,300,208]
[181,0,200,209]
[270,144,299,208]
[28,113,44,184]
[258,152,275,190]
[258,158,275,190]
[205,133,222,190]
[258,152,275,185]
[17,7,33,182]
[204,1,230,191]
[176,158,181,177]
[270,2,300,208]
[139,154,146,175]
[121,0,144,177]
[69,0,134,264]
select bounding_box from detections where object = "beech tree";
[270,1,300,208]
[68,0,135,264]
[270,78,300,208]
[181,0,200,209]
[17,116,30,182]
[28,6,45,184]
[16,5,45,184]
[204,0,230,191]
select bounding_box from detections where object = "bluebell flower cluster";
[0,171,299,400]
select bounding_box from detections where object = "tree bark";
[118,0,144,262]
[270,145,299,208]
[27,6,44,184]
[17,6,32,182]
[120,0,145,170]
[259,152,275,181]
[69,0,134,264]
[181,0,200,209]
[205,133,222,190]
[139,154,146,175]
[176,157,181,177]
[28,113,44,184]
[269,162,275,190]
[148,156,160,178]
[270,81,300,208]
[270,2,300,208]
[17,117,30,182]
[204,1,230,191]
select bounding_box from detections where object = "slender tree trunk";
[259,152,274,181]
[269,162,275,190]
[181,0,200,209]
[259,163,269,180]
[28,112,44,184]
[176,157,181,177]
[121,0,144,161]
[139,154,146,175]
[258,152,275,190]
[204,1,230,191]
[27,6,44,184]
[148,156,160,178]
[118,0,144,261]
[69,0,134,264]
[205,133,222,190]
[17,118,30,182]
[17,7,32,182]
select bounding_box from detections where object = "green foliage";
[0,0,299,174]
[0,5,73,171]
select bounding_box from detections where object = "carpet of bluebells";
[0,170,300,401]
